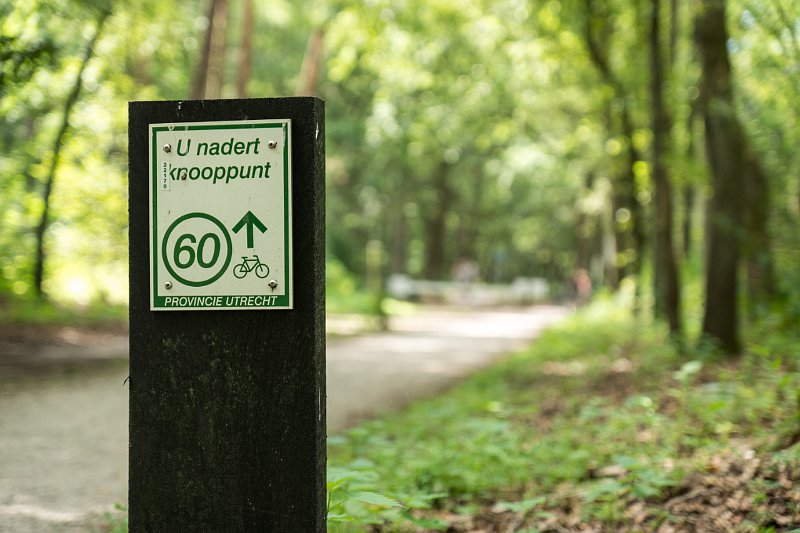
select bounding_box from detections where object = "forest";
[3,1,800,531]
[2,0,799,353]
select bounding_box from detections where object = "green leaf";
[494,496,547,513]
[583,479,626,503]
[613,454,642,470]
[408,515,450,529]
[351,491,405,508]
[327,468,359,491]
[326,511,354,523]
[674,360,703,382]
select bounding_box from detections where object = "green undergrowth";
[0,293,127,328]
[326,299,800,531]
[326,259,380,315]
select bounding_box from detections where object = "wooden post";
[127,97,325,531]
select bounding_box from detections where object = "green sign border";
[150,120,291,310]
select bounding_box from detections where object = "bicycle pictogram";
[232,255,270,279]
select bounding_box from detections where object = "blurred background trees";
[1,0,799,353]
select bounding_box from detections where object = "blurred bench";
[386,274,549,305]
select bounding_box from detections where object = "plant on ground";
[326,258,380,316]
[101,297,800,531]
[0,293,127,327]
[327,297,800,530]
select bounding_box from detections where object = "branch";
[33,8,111,296]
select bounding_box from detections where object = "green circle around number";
[162,212,232,287]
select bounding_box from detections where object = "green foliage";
[97,504,128,533]
[0,0,316,305]
[328,299,800,529]
[327,468,405,529]
[1,0,798,329]
[324,0,609,282]
[326,258,378,315]
[0,292,126,326]
[0,1,147,301]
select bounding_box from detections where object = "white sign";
[149,119,292,310]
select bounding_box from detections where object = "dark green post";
[128,97,325,531]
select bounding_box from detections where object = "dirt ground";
[422,449,800,532]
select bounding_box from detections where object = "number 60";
[173,233,221,269]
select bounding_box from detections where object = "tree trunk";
[669,0,679,64]
[297,27,325,96]
[682,101,699,258]
[695,0,744,354]
[191,0,229,99]
[575,171,596,273]
[582,4,645,285]
[650,0,682,335]
[455,165,485,262]
[389,171,411,274]
[682,185,695,257]
[743,146,778,312]
[424,162,452,280]
[33,8,110,297]
[620,106,646,282]
[204,0,229,99]
[190,0,216,99]
[601,187,620,289]
[236,0,253,98]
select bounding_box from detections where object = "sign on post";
[128,98,325,532]
[150,119,292,310]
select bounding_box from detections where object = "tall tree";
[581,1,646,286]
[423,161,453,280]
[649,0,682,334]
[236,0,253,98]
[297,27,325,96]
[695,0,745,353]
[204,0,229,98]
[191,0,229,99]
[742,144,778,311]
[682,102,699,258]
[732,0,799,312]
[32,7,111,297]
[190,0,216,99]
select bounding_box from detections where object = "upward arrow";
[232,211,267,248]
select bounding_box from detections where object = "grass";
[0,294,127,328]
[326,298,800,531]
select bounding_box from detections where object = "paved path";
[327,305,569,430]
[0,305,569,531]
